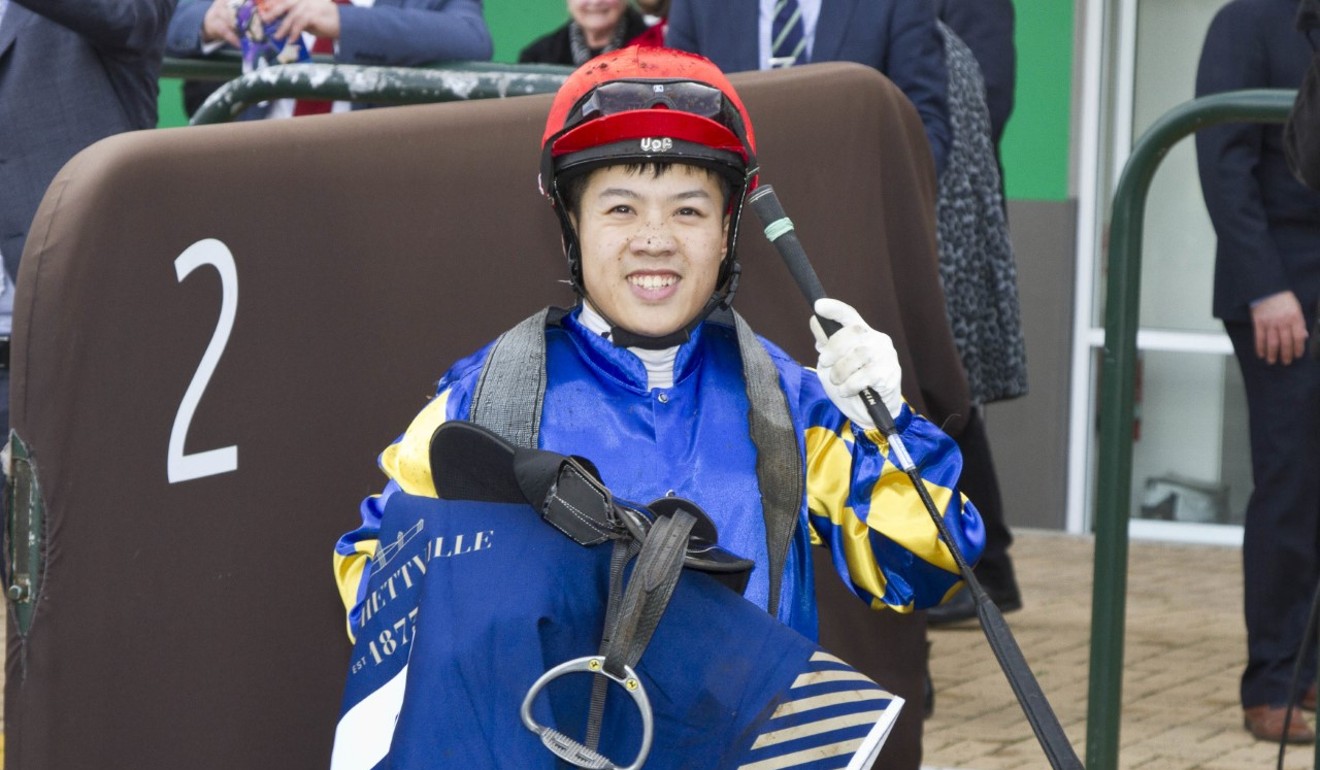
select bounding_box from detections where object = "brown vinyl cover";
[7,62,966,769]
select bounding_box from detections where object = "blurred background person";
[665,0,950,176]
[631,0,667,47]
[168,0,492,119]
[926,0,1024,627]
[1196,0,1320,745]
[0,0,175,440]
[518,0,647,66]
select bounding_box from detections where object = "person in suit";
[0,0,174,440]
[664,0,950,176]
[1195,0,1320,745]
[518,0,650,66]
[167,0,492,118]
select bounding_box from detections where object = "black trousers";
[1226,319,1320,708]
[956,406,1015,587]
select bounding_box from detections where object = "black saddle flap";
[430,420,522,503]
[431,421,614,546]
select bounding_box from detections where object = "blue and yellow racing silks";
[334,307,984,642]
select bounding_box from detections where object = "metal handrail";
[162,51,247,80]
[162,56,572,124]
[1086,88,1296,770]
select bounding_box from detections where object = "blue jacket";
[335,308,983,640]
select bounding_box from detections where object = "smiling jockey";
[333,46,984,644]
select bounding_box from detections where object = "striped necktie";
[770,0,807,68]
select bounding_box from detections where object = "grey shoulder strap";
[469,307,551,448]
[728,310,803,616]
[469,306,803,615]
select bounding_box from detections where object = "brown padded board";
[7,62,967,769]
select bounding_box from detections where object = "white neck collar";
[579,303,678,390]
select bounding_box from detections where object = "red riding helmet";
[539,47,760,347]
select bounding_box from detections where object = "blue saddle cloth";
[331,493,901,770]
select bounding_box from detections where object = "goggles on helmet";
[570,79,727,127]
[546,78,755,188]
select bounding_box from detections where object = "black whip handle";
[745,186,902,439]
[747,183,1083,770]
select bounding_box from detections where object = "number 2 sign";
[168,239,239,484]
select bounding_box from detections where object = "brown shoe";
[1243,705,1316,743]
[1303,685,1317,712]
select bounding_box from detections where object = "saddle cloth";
[330,492,903,769]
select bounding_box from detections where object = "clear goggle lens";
[571,80,727,126]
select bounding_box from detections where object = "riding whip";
[749,184,1084,770]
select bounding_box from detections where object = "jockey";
[333,46,984,642]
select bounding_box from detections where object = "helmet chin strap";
[591,289,731,350]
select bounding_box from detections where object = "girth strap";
[601,510,695,677]
[469,305,803,616]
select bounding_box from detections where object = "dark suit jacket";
[666,0,950,175]
[0,0,174,280]
[1196,0,1320,322]
[934,0,1014,148]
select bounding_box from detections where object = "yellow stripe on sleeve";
[868,476,960,574]
[807,422,967,610]
[333,538,377,642]
[379,391,452,498]
[804,425,891,607]
[804,424,854,515]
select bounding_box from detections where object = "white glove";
[810,297,904,429]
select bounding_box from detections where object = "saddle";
[430,420,755,770]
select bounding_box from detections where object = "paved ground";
[922,529,1316,770]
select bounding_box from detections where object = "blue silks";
[332,492,903,770]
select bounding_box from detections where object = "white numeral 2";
[168,239,239,484]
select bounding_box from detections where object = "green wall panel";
[158,81,189,129]
[1003,0,1074,202]
[486,0,568,63]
